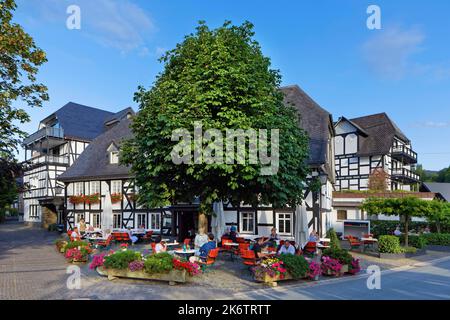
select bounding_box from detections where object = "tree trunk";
[198,212,208,235]
[437,221,441,234]
[404,215,409,248]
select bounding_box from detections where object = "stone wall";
[42,206,57,230]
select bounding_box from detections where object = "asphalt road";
[231,256,450,300]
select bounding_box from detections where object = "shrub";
[378,235,402,254]
[321,256,342,276]
[64,240,90,252]
[322,247,352,265]
[401,247,417,254]
[422,233,450,246]
[279,254,309,279]
[128,260,145,272]
[348,258,361,275]
[400,235,427,249]
[103,250,142,269]
[89,253,106,270]
[326,228,341,250]
[144,252,174,274]
[307,261,321,280]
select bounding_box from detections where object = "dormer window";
[107,142,119,164]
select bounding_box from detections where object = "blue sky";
[12,0,450,170]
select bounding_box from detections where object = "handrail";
[23,127,64,146]
[392,144,417,160]
[27,155,69,166]
[391,168,420,181]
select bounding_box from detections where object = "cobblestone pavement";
[2,221,449,300]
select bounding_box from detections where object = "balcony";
[25,155,69,169]
[391,168,420,183]
[23,127,65,150]
[391,145,417,164]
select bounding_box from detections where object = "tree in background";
[0,0,48,213]
[435,166,450,183]
[426,200,450,234]
[121,21,310,234]
[361,197,431,247]
[368,168,388,192]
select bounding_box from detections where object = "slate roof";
[421,182,450,202]
[348,113,410,157]
[50,102,115,141]
[58,118,133,182]
[280,85,334,169]
[104,107,134,126]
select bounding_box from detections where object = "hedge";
[378,235,403,254]
[399,235,427,249]
[370,220,450,237]
[421,233,450,246]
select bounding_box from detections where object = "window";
[29,205,40,218]
[137,213,146,228]
[337,210,347,221]
[74,182,83,195]
[113,214,121,229]
[150,212,161,230]
[240,212,255,233]
[110,151,119,164]
[111,180,122,194]
[91,213,100,228]
[277,212,292,235]
[90,181,100,194]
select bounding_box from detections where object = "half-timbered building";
[21,102,133,227]
[334,113,419,192]
[57,84,336,242]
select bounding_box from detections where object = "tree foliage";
[0,0,47,211]
[121,21,310,215]
[426,200,450,234]
[0,0,48,155]
[361,197,431,247]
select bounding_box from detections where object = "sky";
[11,0,450,170]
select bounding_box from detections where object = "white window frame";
[90,181,100,194]
[90,212,101,228]
[113,213,121,229]
[276,212,293,236]
[74,182,83,195]
[149,212,161,230]
[240,211,255,234]
[110,151,119,164]
[111,180,122,194]
[137,213,146,228]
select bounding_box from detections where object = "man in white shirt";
[278,241,296,255]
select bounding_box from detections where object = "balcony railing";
[391,168,420,183]
[26,155,69,167]
[23,127,64,146]
[391,145,417,164]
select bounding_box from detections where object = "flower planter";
[254,272,304,287]
[96,267,188,285]
[323,264,347,276]
[378,249,426,259]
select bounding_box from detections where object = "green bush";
[322,248,352,265]
[400,235,427,249]
[144,252,174,274]
[378,235,403,254]
[103,250,142,269]
[401,246,417,254]
[422,233,450,246]
[326,228,341,250]
[279,254,309,279]
[64,240,90,252]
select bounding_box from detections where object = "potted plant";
[85,193,100,204]
[69,195,84,205]
[321,256,343,276]
[111,193,122,204]
[348,258,361,275]
[308,261,321,281]
[55,239,68,253]
[65,247,91,263]
[252,257,288,282]
[321,247,352,273]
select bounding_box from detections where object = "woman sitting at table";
[154,237,167,253]
[252,238,271,260]
[264,228,279,247]
[126,227,139,245]
[308,230,319,242]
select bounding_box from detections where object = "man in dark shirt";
[199,233,217,260]
[252,238,270,260]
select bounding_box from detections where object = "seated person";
[194,232,209,250]
[278,241,296,255]
[126,227,139,245]
[222,227,231,238]
[229,226,239,243]
[252,237,271,260]
[393,226,402,236]
[190,233,216,263]
[155,238,167,253]
[308,230,319,242]
[264,227,280,247]
[70,227,81,241]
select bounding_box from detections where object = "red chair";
[150,242,157,253]
[236,237,246,243]
[200,248,219,272]
[142,230,154,242]
[241,250,257,266]
[348,237,362,251]
[112,232,131,243]
[221,239,232,251]
[303,242,317,256]
[266,247,277,253]
[96,235,113,250]
[237,243,250,255]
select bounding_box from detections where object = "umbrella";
[295,204,308,248]
[212,201,226,239]
[102,184,113,232]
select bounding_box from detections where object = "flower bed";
[252,255,319,285]
[91,250,201,285]
[57,240,92,263]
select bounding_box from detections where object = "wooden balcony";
[391,168,420,183]
[391,145,417,164]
